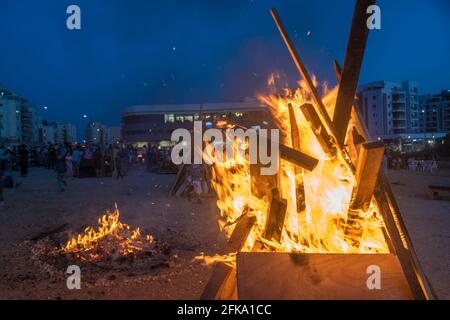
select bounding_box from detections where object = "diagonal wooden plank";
[270,8,355,175]
[288,103,306,212]
[333,0,375,145]
[200,214,256,300]
[269,8,336,141]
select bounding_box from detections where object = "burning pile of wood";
[200,2,435,300]
[61,205,156,262]
[29,205,172,281]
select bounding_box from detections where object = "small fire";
[200,77,389,264]
[62,205,154,261]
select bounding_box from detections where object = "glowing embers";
[62,205,157,262]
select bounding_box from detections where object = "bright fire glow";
[62,205,154,261]
[204,77,389,258]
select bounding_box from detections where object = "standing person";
[94,147,102,178]
[72,145,81,177]
[55,145,67,191]
[0,146,7,171]
[115,151,125,179]
[65,151,74,178]
[18,144,29,177]
[48,145,56,170]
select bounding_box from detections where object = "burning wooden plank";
[252,188,288,252]
[345,141,384,239]
[236,252,414,300]
[263,188,288,242]
[270,8,355,174]
[333,0,375,145]
[200,213,256,300]
[279,144,318,172]
[288,103,306,212]
[270,8,336,138]
[299,103,335,155]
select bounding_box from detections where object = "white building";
[40,123,56,145]
[38,121,77,145]
[55,122,77,144]
[85,122,107,144]
[105,126,121,144]
[357,81,420,140]
[0,87,25,145]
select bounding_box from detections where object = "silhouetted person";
[18,144,29,177]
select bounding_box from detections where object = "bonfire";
[61,205,156,262]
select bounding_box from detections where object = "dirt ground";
[0,166,449,300]
[387,169,450,299]
[0,165,225,300]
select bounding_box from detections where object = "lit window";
[164,114,175,123]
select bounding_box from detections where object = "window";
[164,114,175,123]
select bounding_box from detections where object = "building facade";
[105,127,122,144]
[0,87,24,145]
[121,98,269,144]
[37,121,78,145]
[357,81,420,140]
[419,90,450,133]
[85,122,121,145]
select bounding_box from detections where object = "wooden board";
[237,253,414,300]
[200,214,256,300]
[333,0,375,145]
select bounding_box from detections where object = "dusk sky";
[0,0,449,132]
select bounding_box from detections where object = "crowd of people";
[0,142,181,205]
[386,153,439,172]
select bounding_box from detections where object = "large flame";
[205,78,389,257]
[62,205,154,261]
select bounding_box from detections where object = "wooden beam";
[375,180,436,300]
[251,188,288,252]
[270,8,356,177]
[270,8,337,144]
[299,103,335,155]
[263,188,288,242]
[347,126,366,166]
[226,120,319,172]
[345,141,384,239]
[333,0,375,145]
[350,141,384,211]
[237,253,413,300]
[288,103,306,212]
[279,143,318,172]
[170,164,187,196]
[200,213,256,300]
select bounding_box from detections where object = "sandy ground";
[0,166,225,300]
[387,169,450,300]
[0,166,448,300]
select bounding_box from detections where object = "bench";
[429,185,450,200]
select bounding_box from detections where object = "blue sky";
[0,0,449,130]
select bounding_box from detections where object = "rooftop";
[123,98,266,116]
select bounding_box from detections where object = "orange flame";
[202,77,389,261]
[62,205,154,261]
